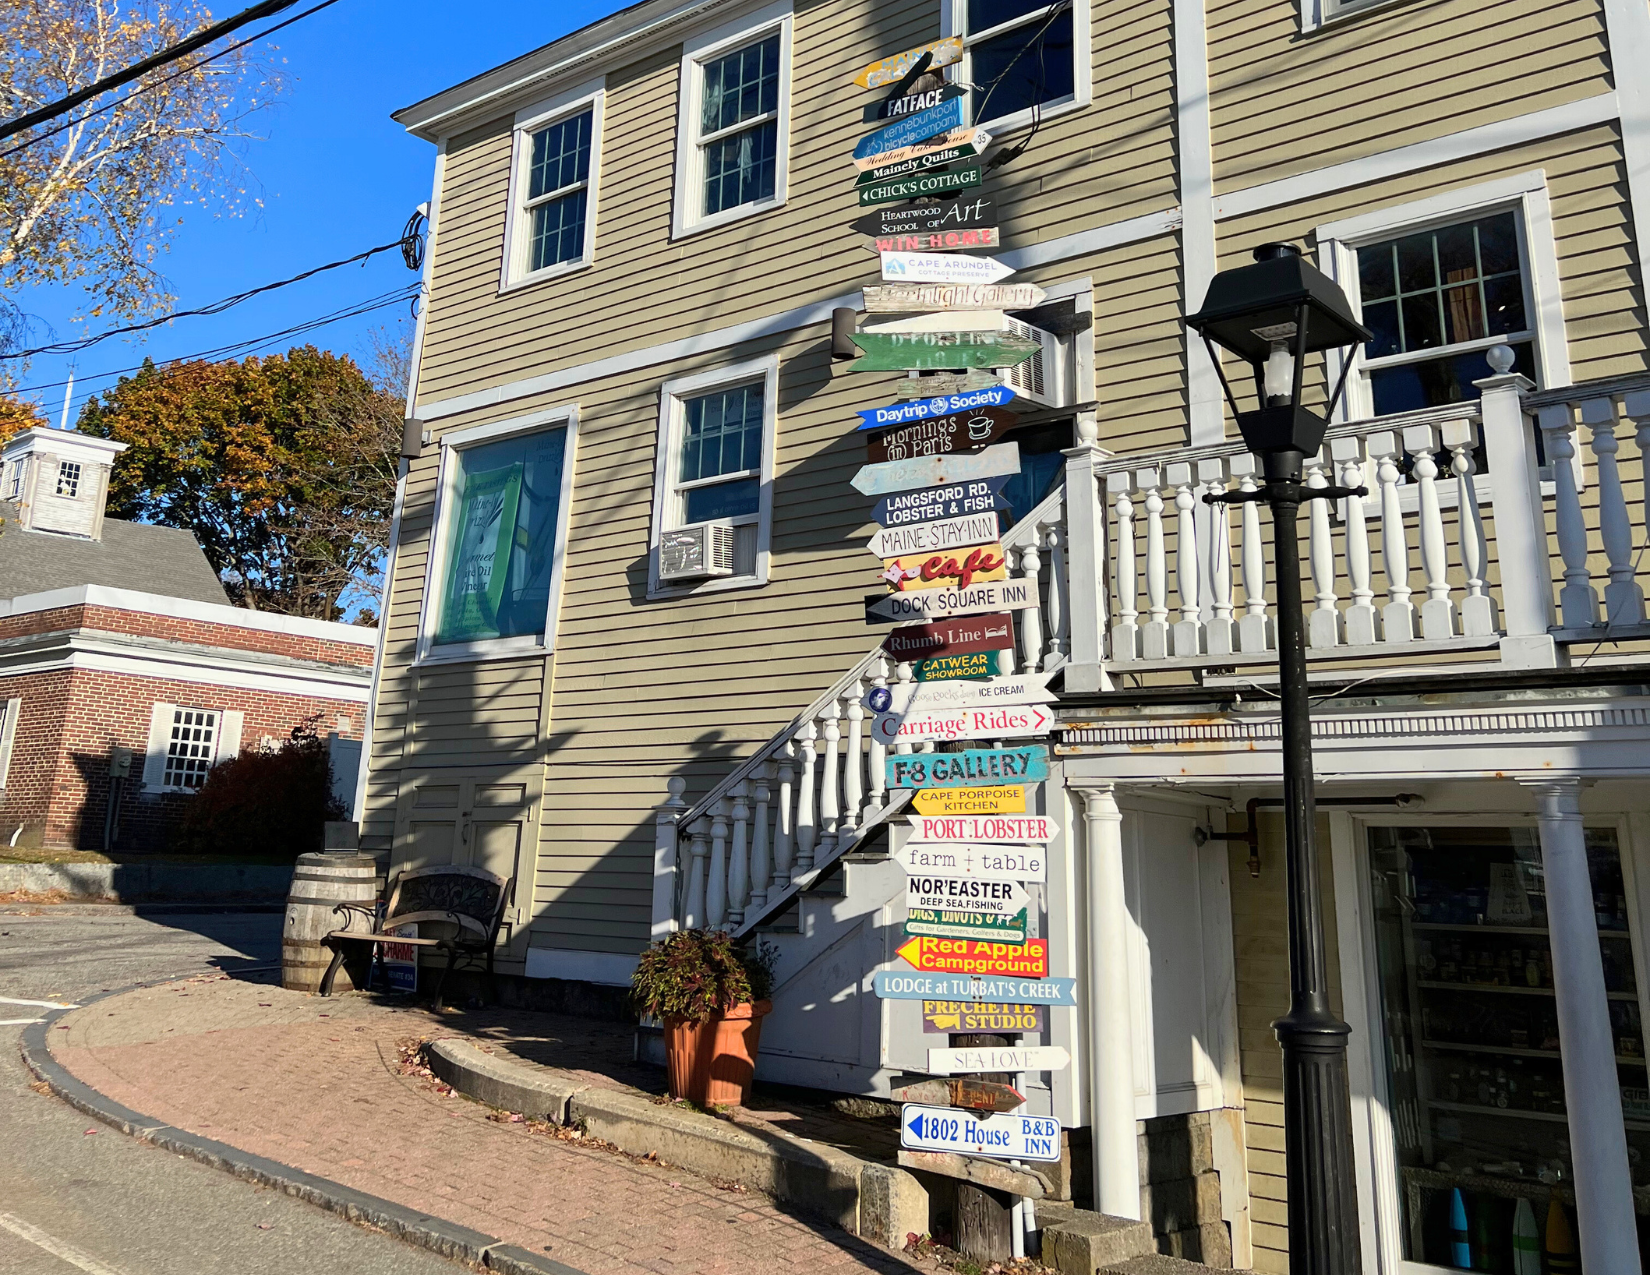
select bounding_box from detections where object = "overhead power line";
[0,0,303,143]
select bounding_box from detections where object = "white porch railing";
[651,485,1071,939]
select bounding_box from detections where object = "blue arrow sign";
[874,971,1078,1006]
[901,1104,1063,1162]
[871,474,1013,528]
[887,746,1049,789]
[857,384,1018,431]
[854,99,966,160]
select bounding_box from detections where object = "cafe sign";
[879,545,1008,592]
[866,406,1016,464]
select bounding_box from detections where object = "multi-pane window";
[55,460,80,498]
[163,708,218,789]
[678,383,763,524]
[523,109,593,274]
[698,35,781,217]
[1355,211,1537,416]
[964,0,1077,127]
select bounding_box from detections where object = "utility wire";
[0,0,341,161]
[0,0,303,143]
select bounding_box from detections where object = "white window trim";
[1318,170,1570,424]
[942,0,1091,138]
[499,79,604,293]
[670,0,793,240]
[1299,0,1411,35]
[0,697,20,790]
[415,403,581,666]
[647,354,778,599]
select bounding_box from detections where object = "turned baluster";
[726,783,750,927]
[1581,398,1646,626]
[1403,423,1455,639]
[1201,459,1234,655]
[706,799,729,931]
[682,819,710,930]
[1369,431,1416,641]
[1331,435,1378,645]
[794,722,819,871]
[841,689,864,836]
[1018,536,1044,672]
[748,765,772,913]
[1305,452,1342,648]
[1443,419,1497,637]
[772,742,796,887]
[1538,404,1599,628]
[1166,462,1203,657]
[1045,522,1068,665]
[817,701,842,860]
[1108,473,1140,660]
[1140,469,1170,659]
[1230,453,1271,654]
[865,657,889,814]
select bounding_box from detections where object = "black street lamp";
[1186,243,1372,1275]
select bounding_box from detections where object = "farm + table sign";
[898,935,1048,977]
[908,812,1055,843]
[856,131,992,185]
[863,578,1036,624]
[886,745,1049,788]
[895,841,1046,883]
[882,613,1015,661]
[852,195,994,238]
[879,546,1008,593]
[926,1045,1072,1074]
[850,331,1034,372]
[856,383,1016,429]
[851,441,1020,496]
[906,902,1027,943]
[873,971,1078,1006]
[879,253,1016,286]
[922,1001,1046,1033]
[911,784,1026,815]
[866,512,1001,560]
[874,702,1054,746]
[864,282,1047,313]
[863,82,964,124]
[870,476,1012,528]
[853,37,964,90]
[915,649,1007,680]
[853,98,966,159]
[860,164,982,205]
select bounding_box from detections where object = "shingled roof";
[0,503,230,605]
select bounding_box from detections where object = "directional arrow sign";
[864,578,1037,625]
[911,786,1027,815]
[923,1002,1047,1033]
[864,283,1047,313]
[908,812,1055,843]
[914,650,1008,681]
[867,406,1016,463]
[857,384,1017,430]
[926,1045,1073,1076]
[852,442,1020,497]
[875,702,1055,746]
[854,98,966,159]
[869,228,1001,254]
[949,1079,1027,1113]
[867,512,1000,561]
[853,37,964,90]
[896,842,1047,884]
[883,614,1016,661]
[895,371,1005,399]
[857,131,992,185]
[888,672,1057,713]
[898,935,1049,976]
[850,332,1037,372]
[901,1105,1063,1162]
[863,82,966,124]
[881,545,1008,593]
[907,906,1026,943]
[853,195,994,237]
[871,476,1013,529]
[860,165,982,206]
[875,971,1078,1006]
[880,252,1015,286]
[907,876,1028,917]
[886,746,1049,789]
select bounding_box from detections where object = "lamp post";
[1185,243,1372,1275]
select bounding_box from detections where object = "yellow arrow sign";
[913,785,1026,815]
[852,37,964,89]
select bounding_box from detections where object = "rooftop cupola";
[0,427,128,540]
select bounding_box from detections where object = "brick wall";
[0,666,364,852]
[0,603,376,668]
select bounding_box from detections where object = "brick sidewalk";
[49,974,925,1275]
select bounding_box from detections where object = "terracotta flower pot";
[663,999,772,1106]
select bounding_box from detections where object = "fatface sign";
[870,228,1000,254]
[895,840,1046,883]
[854,98,967,159]
[864,578,1036,624]
[859,165,982,205]
[914,649,1007,680]
[898,935,1048,977]
[873,970,1078,1006]
[863,82,965,124]
[857,383,1016,429]
[866,513,1001,561]
[922,1001,1047,1033]
[863,282,1047,313]
[849,331,1037,372]
[883,613,1015,661]
[853,37,964,90]
[908,812,1055,843]
[852,195,995,238]
[879,252,1015,285]
[870,476,1012,528]
[851,441,1020,496]
[886,746,1049,789]
[911,785,1026,815]
[875,701,1054,746]
[926,1045,1072,1074]
[879,545,1008,592]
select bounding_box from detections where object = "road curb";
[18,989,586,1275]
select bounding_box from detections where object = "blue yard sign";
[901,1104,1063,1162]
[857,384,1018,431]
[854,98,967,160]
[873,971,1078,1006]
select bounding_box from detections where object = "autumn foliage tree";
[76,343,404,620]
[0,394,46,447]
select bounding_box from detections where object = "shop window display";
[1367,825,1648,1271]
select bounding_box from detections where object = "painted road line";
[0,1018,46,1025]
[0,996,81,1009]
[0,1214,128,1275]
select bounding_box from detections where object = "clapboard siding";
[1208,0,1612,190]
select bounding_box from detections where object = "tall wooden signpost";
[839,45,1069,1265]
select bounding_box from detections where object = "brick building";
[0,427,377,852]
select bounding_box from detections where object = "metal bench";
[319,864,513,1003]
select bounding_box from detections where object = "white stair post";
[748,765,771,914]
[1305,452,1342,648]
[1108,473,1140,660]
[651,775,687,940]
[1168,462,1204,657]
[1201,459,1234,655]
[1369,430,1417,642]
[841,688,864,836]
[1140,469,1170,659]
[1443,417,1497,637]
[1538,403,1600,630]
[865,657,889,815]
[1405,423,1456,640]
[794,723,818,872]
[706,799,729,931]
[818,700,842,860]
[1062,422,1111,691]
[1331,435,1379,646]
[1232,453,1272,654]
[1581,397,1646,627]
[772,743,796,887]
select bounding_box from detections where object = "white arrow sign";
[908,813,1055,843]
[926,1045,1072,1076]
[867,512,1001,560]
[865,579,1038,625]
[902,1104,1062,1161]
[852,442,1020,497]
[875,702,1054,746]
[896,842,1046,884]
[882,251,1015,285]
[887,673,1056,714]
[906,875,1028,916]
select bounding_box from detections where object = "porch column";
[1062,416,1113,694]
[1071,781,1140,1219]
[1523,778,1640,1272]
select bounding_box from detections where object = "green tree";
[77,342,403,619]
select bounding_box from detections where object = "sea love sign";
[908,813,1055,843]
[856,383,1016,430]
[875,703,1055,746]
[866,512,1000,560]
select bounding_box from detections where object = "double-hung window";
[650,357,777,595]
[674,4,791,236]
[423,410,579,659]
[55,460,81,497]
[952,0,1083,132]
[504,87,602,287]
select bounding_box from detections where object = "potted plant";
[633,930,776,1106]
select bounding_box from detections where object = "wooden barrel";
[282,853,377,992]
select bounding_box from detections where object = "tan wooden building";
[371,0,1650,1267]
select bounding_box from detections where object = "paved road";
[0,906,462,1275]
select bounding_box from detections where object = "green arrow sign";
[849,332,1041,372]
[859,164,982,206]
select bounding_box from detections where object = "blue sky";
[13,0,618,416]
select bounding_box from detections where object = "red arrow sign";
[897,935,1049,977]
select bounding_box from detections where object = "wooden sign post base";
[951,1031,1015,1263]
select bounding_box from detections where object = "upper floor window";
[955,0,1080,130]
[673,4,792,236]
[503,88,603,288]
[55,460,81,497]
[3,460,21,500]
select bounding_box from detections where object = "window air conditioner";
[659,520,737,582]
[1000,318,1066,408]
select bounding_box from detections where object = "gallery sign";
[882,613,1015,661]
[922,1001,1047,1033]
[856,383,1017,429]
[852,441,1020,497]
[867,406,1016,465]
[879,252,1015,286]
[887,746,1048,789]
[853,38,964,91]
[849,331,1037,372]
[908,812,1055,843]
[898,935,1048,977]
[859,165,982,206]
[866,512,1001,561]
[863,283,1047,313]
[852,196,994,238]
[863,578,1036,624]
